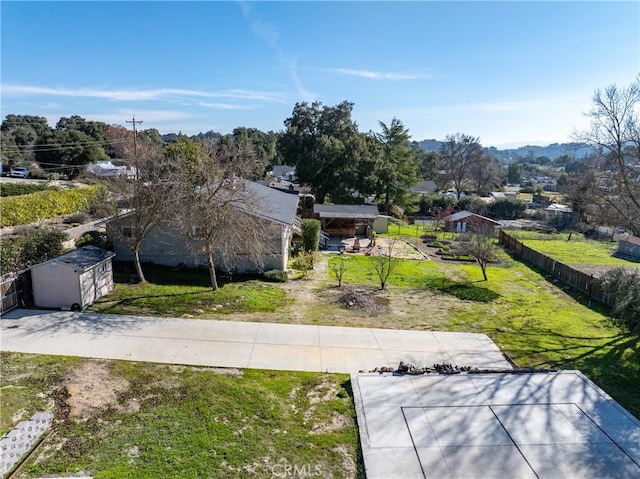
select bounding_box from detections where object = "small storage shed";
[445,210,501,234]
[31,246,116,310]
[618,234,640,260]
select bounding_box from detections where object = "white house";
[86,161,136,178]
[108,181,300,272]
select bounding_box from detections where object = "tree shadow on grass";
[113,261,267,288]
[493,330,640,417]
[423,277,500,302]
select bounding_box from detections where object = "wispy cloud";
[1,83,288,103]
[330,68,433,81]
[75,109,195,124]
[238,3,316,102]
[199,102,251,110]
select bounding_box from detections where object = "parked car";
[10,167,30,178]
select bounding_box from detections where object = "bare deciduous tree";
[330,258,347,287]
[468,152,504,196]
[439,133,484,200]
[454,225,499,281]
[172,143,275,290]
[370,236,401,290]
[574,77,640,235]
[106,143,169,282]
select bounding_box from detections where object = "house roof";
[410,180,438,194]
[619,234,640,246]
[104,180,299,228]
[271,164,296,178]
[313,204,380,219]
[35,246,116,272]
[447,210,501,225]
[240,180,300,226]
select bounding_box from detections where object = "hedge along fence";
[499,230,611,306]
[0,185,108,227]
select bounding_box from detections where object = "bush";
[0,228,68,274]
[75,230,109,249]
[0,183,57,197]
[598,268,640,333]
[301,218,321,252]
[64,212,90,224]
[0,237,24,275]
[19,229,67,269]
[0,185,107,227]
[263,269,288,283]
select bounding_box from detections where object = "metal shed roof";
[35,246,116,273]
[313,204,380,219]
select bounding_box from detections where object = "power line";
[126,116,143,180]
[1,138,131,152]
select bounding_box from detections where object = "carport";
[313,204,379,237]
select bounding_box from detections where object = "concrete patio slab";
[352,371,640,479]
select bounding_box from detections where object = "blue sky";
[1,1,638,148]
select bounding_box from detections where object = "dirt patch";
[333,444,357,479]
[309,411,353,434]
[63,361,129,419]
[306,379,338,406]
[334,285,388,314]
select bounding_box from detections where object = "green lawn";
[520,238,631,266]
[88,279,291,317]
[2,353,363,479]
[505,229,636,266]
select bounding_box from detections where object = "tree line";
[2,75,638,236]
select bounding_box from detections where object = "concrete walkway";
[0,309,512,373]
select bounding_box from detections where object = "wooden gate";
[0,273,18,314]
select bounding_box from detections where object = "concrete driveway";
[0,309,512,373]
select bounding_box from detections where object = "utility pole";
[126,116,143,180]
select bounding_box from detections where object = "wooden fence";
[498,230,610,306]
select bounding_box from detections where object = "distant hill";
[414,139,595,162]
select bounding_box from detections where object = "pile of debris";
[336,286,386,313]
[362,361,559,376]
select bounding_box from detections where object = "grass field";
[505,229,637,266]
[2,353,362,478]
[89,280,291,317]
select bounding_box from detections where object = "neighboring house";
[108,181,300,272]
[30,246,116,310]
[410,180,438,195]
[312,204,380,237]
[445,210,501,234]
[617,234,640,260]
[269,165,297,183]
[86,160,136,178]
[546,203,572,214]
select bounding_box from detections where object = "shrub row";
[0,185,107,227]
[0,183,58,197]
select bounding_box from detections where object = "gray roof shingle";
[313,204,379,219]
